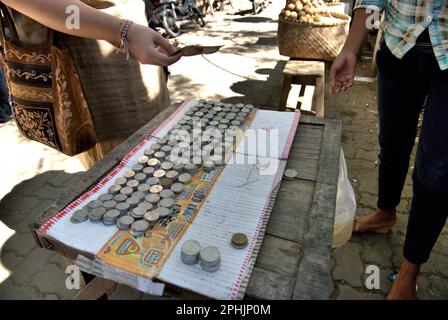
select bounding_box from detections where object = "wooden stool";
[279,60,325,117]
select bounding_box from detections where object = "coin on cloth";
[103,209,121,225]
[134,173,147,183]
[117,215,134,230]
[137,183,150,193]
[165,170,179,181]
[160,178,173,188]
[114,193,128,203]
[147,158,160,168]
[146,176,160,186]
[161,161,174,171]
[131,206,147,219]
[107,184,121,195]
[103,200,117,210]
[178,173,192,184]
[86,200,103,212]
[120,186,133,196]
[143,211,160,226]
[154,169,166,179]
[132,163,144,173]
[143,166,155,176]
[131,219,150,236]
[126,197,140,209]
[98,193,113,202]
[181,239,201,265]
[231,233,249,249]
[158,137,168,145]
[90,207,106,223]
[170,183,185,194]
[138,155,149,165]
[70,209,89,223]
[116,202,130,215]
[184,163,197,175]
[123,170,136,180]
[145,193,161,204]
[150,185,163,194]
[115,177,128,186]
[203,160,215,171]
[126,179,139,190]
[200,246,221,272]
[144,148,155,157]
[150,143,162,151]
[132,191,146,200]
[160,189,175,199]
[158,197,175,209]
[153,207,171,218]
[138,201,153,211]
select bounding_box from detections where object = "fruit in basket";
[281,0,325,23]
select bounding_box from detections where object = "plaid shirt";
[355,1,448,70]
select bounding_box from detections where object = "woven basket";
[277,11,350,61]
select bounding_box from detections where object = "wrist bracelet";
[116,19,134,60]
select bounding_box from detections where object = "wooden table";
[31,104,342,300]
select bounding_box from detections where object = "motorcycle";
[158,0,206,38]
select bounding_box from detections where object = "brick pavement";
[0,1,447,300]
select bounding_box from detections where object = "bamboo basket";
[277,11,351,61]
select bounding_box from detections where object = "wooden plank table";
[31,104,341,300]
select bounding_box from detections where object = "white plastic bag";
[332,148,357,248]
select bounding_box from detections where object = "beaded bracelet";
[116,19,134,60]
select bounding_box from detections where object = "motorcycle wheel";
[162,9,181,38]
[190,6,206,27]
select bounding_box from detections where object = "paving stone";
[336,284,383,300]
[44,294,60,300]
[360,233,393,267]
[0,279,43,299]
[332,242,364,288]
[2,231,37,257]
[1,251,25,270]
[420,252,448,276]
[358,192,377,209]
[416,275,448,300]
[355,149,379,162]
[11,247,55,285]
[108,284,143,300]
[28,264,76,300]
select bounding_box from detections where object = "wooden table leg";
[314,76,325,117]
[279,75,293,111]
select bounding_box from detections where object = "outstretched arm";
[1,0,181,66]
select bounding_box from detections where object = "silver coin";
[126,197,140,208]
[161,161,174,171]
[146,177,160,186]
[126,179,139,190]
[71,209,89,223]
[284,169,298,180]
[98,193,113,202]
[103,209,120,221]
[114,193,128,202]
[87,200,103,211]
[108,185,121,195]
[145,193,161,204]
[103,200,117,210]
[131,219,150,233]
[184,163,198,175]
[132,191,146,200]
[160,189,175,199]
[117,215,134,230]
[147,158,160,168]
[138,155,149,165]
[154,151,166,160]
[115,177,128,187]
[171,182,185,194]
[123,170,136,180]
[168,139,177,147]
[132,163,144,173]
[150,185,163,194]
[200,246,221,264]
[144,148,156,157]
[133,173,146,183]
[178,173,192,184]
[144,211,160,225]
[116,202,130,215]
[137,183,150,193]
[90,207,106,221]
[153,207,170,218]
[131,207,147,219]
[165,170,179,181]
[150,143,162,151]
[158,197,175,209]
[143,166,155,176]
[161,145,172,153]
[153,169,166,179]
[138,201,153,211]
[158,137,168,145]
[203,160,215,171]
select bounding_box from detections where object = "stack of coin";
[86,200,103,212]
[171,182,185,194]
[103,209,121,226]
[130,219,150,237]
[143,211,160,226]
[230,233,249,249]
[117,215,134,231]
[283,169,298,181]
[90,207,106,223]
[181,240,201,265]
[98,193,113,202]
[70,209,89,224]
[199,246,221,272]
[153,207,170,219]
[131,207,147,220]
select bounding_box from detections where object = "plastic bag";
[332,148,357,248]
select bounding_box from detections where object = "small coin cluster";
[180,239,221,273]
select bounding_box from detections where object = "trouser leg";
[376,43,427,210]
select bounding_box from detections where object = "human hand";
[329,51,357,94]
[127,23,182,66]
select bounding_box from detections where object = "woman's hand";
[329,50,357,94]
[127,23,182,66]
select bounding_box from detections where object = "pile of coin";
[181,239,201,265]
[230,233,249,249]
[70,100,256,235]
[200,246,221,273]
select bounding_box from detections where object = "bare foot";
[354,208,396,233]
[387,260,419,300]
